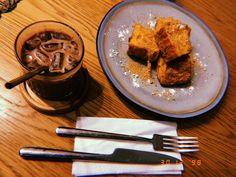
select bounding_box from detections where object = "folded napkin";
[72,117,184,176]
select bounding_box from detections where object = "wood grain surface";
[0,0,235,177]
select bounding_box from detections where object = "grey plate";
[96,0,229,118]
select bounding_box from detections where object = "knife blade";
[19,147,181,164]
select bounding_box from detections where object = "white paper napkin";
[72,117,184,176]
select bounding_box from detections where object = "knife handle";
[19,147,108,161]
[56,127,151,142]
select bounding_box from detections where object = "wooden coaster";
[20,67,89,115]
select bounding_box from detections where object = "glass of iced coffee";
[15,21,84,100]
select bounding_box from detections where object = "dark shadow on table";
[63,73,104,121]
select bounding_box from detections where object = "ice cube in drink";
[41,42,63,52]
[38,31,52,41]
[52,32,71,40]
[32,49,50,66]
[25,37,41,50]
[49,52,65,73]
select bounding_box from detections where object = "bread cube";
[157,54,193,86]
[128,24,159,62]
[155,17,192,62]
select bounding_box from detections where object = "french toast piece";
[128,24,159,62]
[155,17,192,62]
[157,54,192,86]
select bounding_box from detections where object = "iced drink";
[15,21,84,100]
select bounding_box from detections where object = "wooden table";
[0,0,235,176]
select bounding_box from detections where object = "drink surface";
[22,31,81,75]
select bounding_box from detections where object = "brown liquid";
[27,68,84,100]
[22,31,81,75]
[21,31,84,100]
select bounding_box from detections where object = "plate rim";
[96,0,229,118]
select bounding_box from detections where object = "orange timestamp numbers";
[161,159,202,166]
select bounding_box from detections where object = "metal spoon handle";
[5,66,46,89]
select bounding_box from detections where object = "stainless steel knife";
[19,147,181,164]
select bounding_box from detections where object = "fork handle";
[56,127,151,142]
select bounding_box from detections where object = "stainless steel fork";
[56,127,199,153]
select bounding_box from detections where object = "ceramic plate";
[96,0,229,118]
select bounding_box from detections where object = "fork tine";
[163,136,198,141]
[177,149,199,153]
[163,138,198,144]
[175,136,198,140]
[163,142,199,148]
[163,139,199,144]
[176,140,199,144]
[163,147,199,153]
